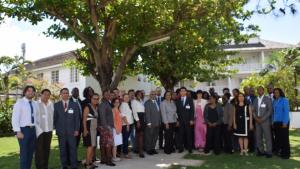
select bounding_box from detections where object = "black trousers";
[248,130,256,152]
[204,125,221,154]
[273,122,290,158]
[158,123,165,149]
[222,124,233,153]
[177,122,193,151]
[35,132,52,169]
[164,123,176,154]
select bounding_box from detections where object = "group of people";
[11,84,291,169]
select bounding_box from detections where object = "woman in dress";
[120,93,136,158]
[194,90,208,152]
[204,95,223,155]
[131,90,146,158]
[160,91,178,154]
[83,93,99,169]
[112,98,123,162]
[233,93,254,156]
[273,88,290,159]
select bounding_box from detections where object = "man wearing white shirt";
[35,89,54,169]
[12,85,37,169]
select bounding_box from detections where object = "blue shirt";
[273,97,290,125]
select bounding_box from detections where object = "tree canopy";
[1,0,259,91]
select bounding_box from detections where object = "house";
[25,37,297,97]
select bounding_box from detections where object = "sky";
[0,1,299,61]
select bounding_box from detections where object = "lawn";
[171,130,300,169]
[0,130,299,169]
[0,136,87,169]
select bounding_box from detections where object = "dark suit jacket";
[176,97,195,124]
[70,97,82,116]
[252,95,273,124]
[145,99,161,127]
[54,100,80,136]
[97,99,114,129]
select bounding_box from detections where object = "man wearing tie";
[145,90,161,155]
[156,87,164,149]
[70,87,82,146]
[176,87,195,153]
[253,86,273,158]
[12,86,37,169]
[54,88,80,169]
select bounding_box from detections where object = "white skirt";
[113,129,123,146]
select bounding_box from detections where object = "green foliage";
[1,0,258,91]
[0,99,14,136]
[241,49,300,110]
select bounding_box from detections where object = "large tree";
[1,0,259,91]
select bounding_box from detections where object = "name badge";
[261,104,266,108]
[68,109,74,114]
[186,105,191,109]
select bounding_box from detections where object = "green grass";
[0,135,87,169]
[1,130,299,169]
[171,130,300,169]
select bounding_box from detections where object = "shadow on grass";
[0,136,86,169]
[171,130,300,169]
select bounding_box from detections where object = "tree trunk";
[159,75,178,91]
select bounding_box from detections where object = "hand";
[16,132,24,140]
[189,120,194,126]
[250,126,254,131]
[176,121,180,127]
[165,123,169,130]
[83,129,88,137]
[227,126,232,131]
[74,131,79,136]
[147,124,152,128]
[136,121,141,129]
[282,124,288,128]
[126,125,130,132]
[256,118,262,124]
[233,124,237,130]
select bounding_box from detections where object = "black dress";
[83,104,98,147]
[234,104,250,137]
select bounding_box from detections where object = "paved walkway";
[96,150,203,169]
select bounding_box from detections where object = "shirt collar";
[258,95,264,99]
[23,97,32,102]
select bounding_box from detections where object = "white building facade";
[26,37,298,97]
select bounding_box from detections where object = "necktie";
[181,97,185,105]
[29,101,34,124]
[64,102,68,112]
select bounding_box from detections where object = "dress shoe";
[265,154,272,158]
[188,150,193,154]
[147,151,154,155]
[178,149,184,153]
[152,150,158,154]
[139,154,145,158]
[256,151,266,157]
[106,162,116,166]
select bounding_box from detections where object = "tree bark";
[159,75,178,91]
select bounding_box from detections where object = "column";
[261,50,265,69]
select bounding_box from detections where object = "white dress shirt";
[257,95,264,117]
[131,99,145,121]
[12,97,38,132]
[120,102,136,125]
[36,100,54,137]
[181,96,187,105]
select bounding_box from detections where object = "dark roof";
[26,51,76,70]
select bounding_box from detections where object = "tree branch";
[44,9,97,51]
[86,0,101,48]
[110,45,138,88]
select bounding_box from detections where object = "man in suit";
[252,86,273,158]
[145,90,162,155]
[54,88,80,169]
[69,87,82,147]
[156,87,165,149]
[176,87,195,153]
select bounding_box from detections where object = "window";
[37,73,44,80]
[70,67,79,83]
[51,70,59,84]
